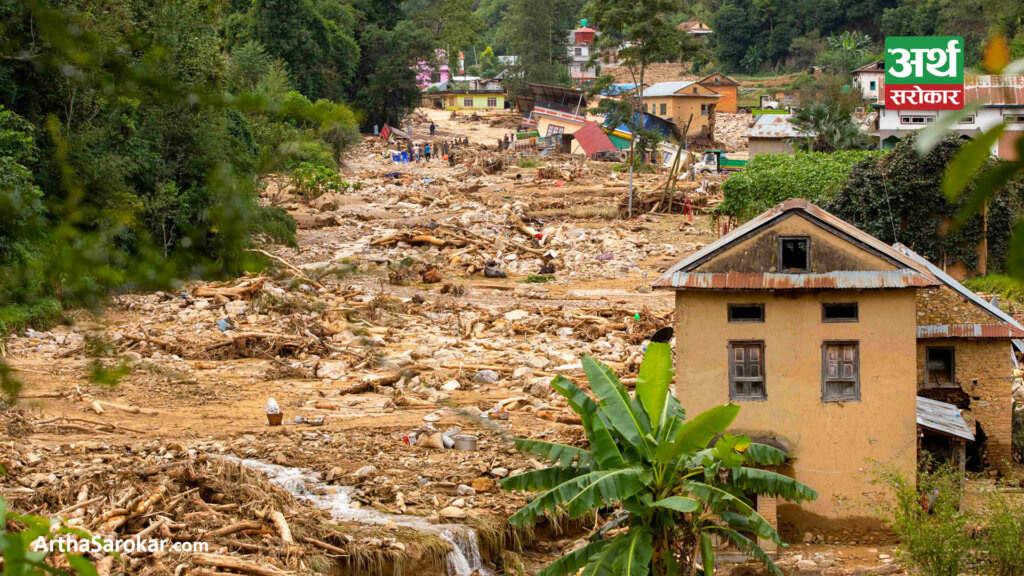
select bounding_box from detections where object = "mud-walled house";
[652,199,989,543]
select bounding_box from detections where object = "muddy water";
[219,456,491,576]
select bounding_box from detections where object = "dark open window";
[780,237,809,272]
[925,347,955,387]
[822,341,860,402]
[728,304,765,323]
[822,303,858,322]
[729,341,766,401]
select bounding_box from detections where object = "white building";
[851,61,885,101]
[567,21,598,83]
[875,75,1024,159]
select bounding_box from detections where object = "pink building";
[415,50,467,88]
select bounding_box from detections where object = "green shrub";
[874,462,972,576]
[981,489,1024,576]
[963,275,1024,306]
[0,300,62,336]
[290,162,348,199]
[518,158,540,168]
[830,135,1024,275]
[718,150,881,220]
[518,274,554,283]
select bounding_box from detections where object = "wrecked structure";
[896,244,1021,476]
[654,199,1018,539]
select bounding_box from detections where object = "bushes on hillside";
[829,135,1024,274]
[717,150,881,220]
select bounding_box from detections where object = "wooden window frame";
[779,236,810,272]
[660,103,667,116]
[924,346,956,388]
[487,97,497,107]
[728,340,767,402]
[463,97,474,107]
[821,302,858,323]
[821,341,860,402]
[728,303,765,323]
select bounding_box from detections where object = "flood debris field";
[1,110,903,576]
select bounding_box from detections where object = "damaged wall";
[916,338,1015,475]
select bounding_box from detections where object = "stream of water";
[219,456,491,576]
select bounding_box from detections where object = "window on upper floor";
[728,304,765,323]
[693,87,698,94]
[575,47,582,56]
[869,80,877,90]
[959,115,975,124]
[779,236,809,272]
[924,347,956,387]
[901,116,935,124]
[700,103,709,116]
[729,341,766,401]
[660,103,666,115]
[822,342,860,402]
[822,303,858,323]
[1005,114,1024,123]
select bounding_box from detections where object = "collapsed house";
[653,199,1017,541]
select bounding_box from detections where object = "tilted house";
[895,244,1022,475]
[653,199,953,539]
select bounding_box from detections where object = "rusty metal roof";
[749,113,803,139]
[965,75,1024,106]
[653,199,939,290]
[917,324,1024,339]
[917,396,975,441]
[652,270,937,290]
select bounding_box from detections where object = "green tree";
[590,0,703,213]
[830,134,1024,274]
[413,0,484,73]
[788,88,870,153]
[499,0,573,95]
[502,342,817,576]
[239,0,360,101]
[816,31,874,75]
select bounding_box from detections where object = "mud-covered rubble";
[714,112,754,154]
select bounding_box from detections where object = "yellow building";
[654,199,943,539]
[641,81,722,139]
[421,81,505,111]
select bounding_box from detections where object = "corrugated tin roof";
[652,270,938,290]
[653,199,939,290]
[917,324,1024,339]
[643,82,722,98]
[851,60,884,74]
[749,114,804,139]
[572,121,616,158]
[965,75,1024,106]
[699,73,740,86]
[893,243,1024,349]
[917,396,975,441]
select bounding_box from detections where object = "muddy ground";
[1,109,904,576]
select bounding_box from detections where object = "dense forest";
[470,0,1024,75]
[0,0,474,338]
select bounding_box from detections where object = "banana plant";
[501,341,817,576]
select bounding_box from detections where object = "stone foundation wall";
[916,338,1015,475]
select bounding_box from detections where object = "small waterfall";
[440,527,489,576]
[219,456,490,576]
